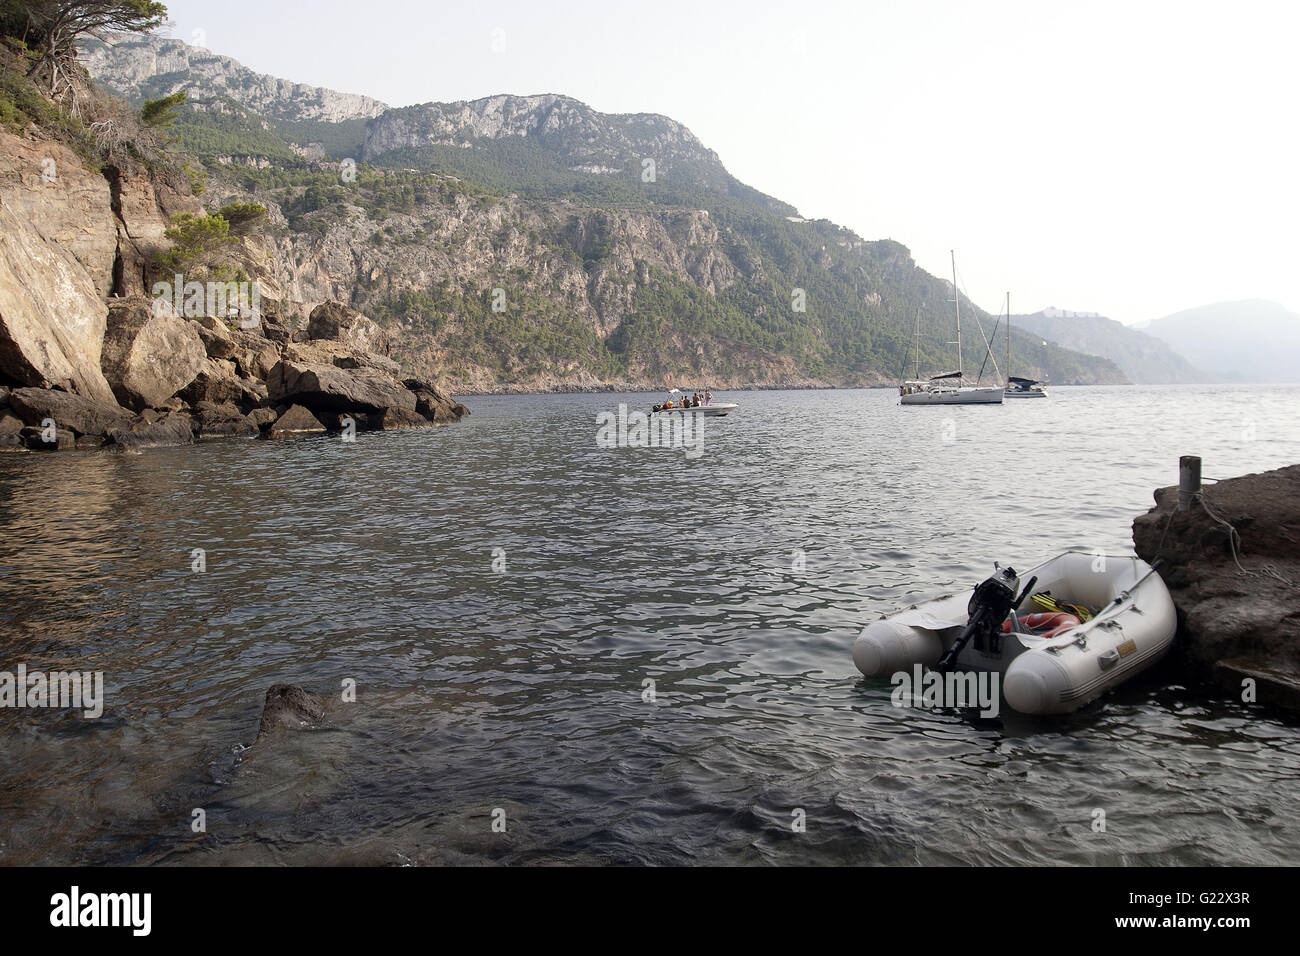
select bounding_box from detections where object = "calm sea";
[1,385,1298,864]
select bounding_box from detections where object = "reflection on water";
[1,385,1298,865]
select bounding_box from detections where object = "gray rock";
[106,412,195,449]
[100,298,207,410]
[195,401,259,439]
[0,410,24,452]
[247,407,278,430]
[8,387,134,437]
[195,317,281,379]
[376,405,438,430]
[180,358,268,410]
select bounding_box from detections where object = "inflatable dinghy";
[853,552,1176,714]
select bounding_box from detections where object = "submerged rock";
[106,411,195,449]
[1133,463,1300,708]
[195,400,259,439]
[375,405,438,430]
[256,683,327,742]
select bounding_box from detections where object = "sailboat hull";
[901,387,1004,405]
[1004,389,1047,399]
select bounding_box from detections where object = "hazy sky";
[158,0,1298,324]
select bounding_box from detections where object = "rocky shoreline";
[1133,462,1300,711]
[1,300,468,454]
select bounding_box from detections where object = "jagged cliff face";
[362,94,728,180]
[79,35,388,123]
[74,33,1127,392]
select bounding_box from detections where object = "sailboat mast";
[913,306,922,379]
[1005,292,1011,383]
[951,250,962,380]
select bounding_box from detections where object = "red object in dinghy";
[1002,612,1081,640]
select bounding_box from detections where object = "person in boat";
[704,389,712,406]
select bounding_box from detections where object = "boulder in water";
[256,684,327,742]
[1133,463,1300,709]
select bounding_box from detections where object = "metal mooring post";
[1178,455,1202,511]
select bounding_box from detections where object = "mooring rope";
[1150,488,1292,587]
[1198,490,1294,587]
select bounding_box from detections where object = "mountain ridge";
[1143,300,1300,383]
[77,32,1126,391]
[1010,309,1209,384]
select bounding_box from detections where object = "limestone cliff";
[80,32,1127,392]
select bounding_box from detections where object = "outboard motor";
[936,565,1037,673]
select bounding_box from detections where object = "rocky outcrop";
[196,317,281,379]
[0,406,25,452]
[305,302,391,356]
[179,358,268,409]
[100,298,206,410]
[267,352,417,413]
[403,378,470,423]
[1133,464,1300,709]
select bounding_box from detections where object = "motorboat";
[1002,293,1048,398]
[852,552,1176,714]
[652,402,739,417]
[1005,376,1048,398]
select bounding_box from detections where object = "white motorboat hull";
[652,402,739,417]
[852,552,1176,714]
[900,387,1004,405]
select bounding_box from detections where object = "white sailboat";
[1003,292,1048,399]
[899,252,1003,406]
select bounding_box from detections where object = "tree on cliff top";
[2,0,167,105]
